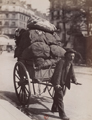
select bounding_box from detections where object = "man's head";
[64,49,76,62]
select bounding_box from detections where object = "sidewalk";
[0,99,31,120]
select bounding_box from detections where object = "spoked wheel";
[13,62,31,106]
[47,83,55,98]
[32,82,47,96]
[47,65,55,98]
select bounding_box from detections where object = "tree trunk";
[62,8,66,44]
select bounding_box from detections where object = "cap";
[64,48,77,57]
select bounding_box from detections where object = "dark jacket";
[14,30,30,58]
[51,59,77,89]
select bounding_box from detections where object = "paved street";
[0,51,92,120]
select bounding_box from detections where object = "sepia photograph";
[0,0,92,120]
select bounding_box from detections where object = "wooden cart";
[13,61,66,106]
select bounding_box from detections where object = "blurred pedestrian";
[0,47,2,54]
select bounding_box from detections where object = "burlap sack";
[44,32,57,45]
[27,14,57,33]
[29,30,46,44]
[50,45,66,57]
[30,42,50,58]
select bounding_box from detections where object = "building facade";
[0,0,34,38]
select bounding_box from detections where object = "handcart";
[13,60,67,106]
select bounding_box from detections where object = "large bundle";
[15,14,66,69]
[20,30,66,67]
[14,15,66,82]
[30,42,50,58]
[29,30,46,44]
[44,32,57,45]
[53,32,61,41]
[50,45,66,58]
[27,14,57,33]
[34,58,60,68]
[21,41,50,59]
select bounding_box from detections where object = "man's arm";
[71,64,77,84]
[51,59,64,86]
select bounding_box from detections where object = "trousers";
[51,88,66,117]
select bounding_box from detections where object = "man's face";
[66,53,75,62]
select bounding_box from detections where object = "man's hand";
[71,81,82,85]
[74,81,78,85]
[75,82,82,85]
[55,85,62,90]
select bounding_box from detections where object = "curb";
[0,99,31,120]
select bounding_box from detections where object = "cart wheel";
[32,82,47,96]
[47,82,55,98]
[13,62,31,106]
[32,83,36,95]
[46,65,55,98]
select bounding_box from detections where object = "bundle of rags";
[21,30,66,69]
[27,14,57,34]
[14,15,66,80]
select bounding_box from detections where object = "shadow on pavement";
[0,91,20,106]
[27,95,59,119]
[0,91,59,119]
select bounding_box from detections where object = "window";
[4,29,9,34]
[21,15,23,20]
[11,22,16,26]
[13,6,15,11]
[11,28,16,34]
[12,0,16,4]
[4,21,9,26]
[23,16,25,21]
[6,14,9,18]
[12,2,15,4]
[20,14,22,19]
[12,13,16,18]
[20,14,24,20]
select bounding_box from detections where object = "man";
[51,48,78,120]
[14,28,27,58]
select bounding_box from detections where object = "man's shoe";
[60,115,69,120]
